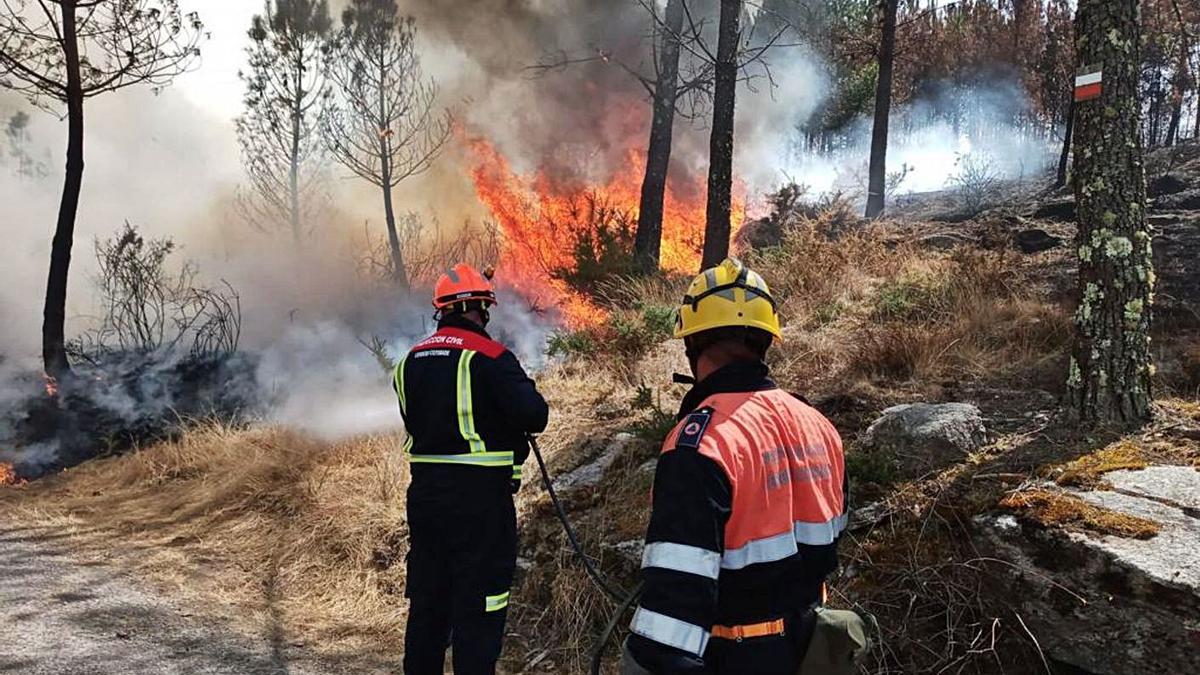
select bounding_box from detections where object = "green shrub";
[640,304,677,339]
[547,329,599,359]
[629,383,677,444]
[845,446,897,485]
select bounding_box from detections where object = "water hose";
[528,435,642,674]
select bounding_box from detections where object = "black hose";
[527,435,642,674]
[589,582,642,675]
[528,435,630,601]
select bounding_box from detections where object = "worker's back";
[628,362,847,673]
[394,314,549,505]
[683,387,845,622]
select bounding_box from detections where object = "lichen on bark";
[1067,0,1154,426]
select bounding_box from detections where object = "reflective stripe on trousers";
[721,513,848,570]
[409,451,514,467]
[485,591,510,612]
[642,542,721,579]
[630,607,711,656]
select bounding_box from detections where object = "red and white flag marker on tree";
[1075,65,1103,102]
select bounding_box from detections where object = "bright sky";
[175,1,260,120]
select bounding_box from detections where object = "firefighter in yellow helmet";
[621,258,866,674]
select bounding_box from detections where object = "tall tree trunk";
[1067,0,1154,427]
[701,0,741,270]
[289,51,304,242]
[42,0,83,378]
[1166,94,1183,146]
[634,0,685,273]
[865,0,899,219]
[378,56,408,290]
[1056,97,1075,188]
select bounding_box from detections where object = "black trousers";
[403,485,517,675]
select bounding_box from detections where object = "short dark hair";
[686,326,773,361]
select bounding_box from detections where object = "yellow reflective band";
[511,465,523,479]
[402,435,414,454]
[408,451,513,467]
[485,591,510,612]
[393,355,408,415]
[456,351,487,453]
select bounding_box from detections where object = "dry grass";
[999,489,1161,539]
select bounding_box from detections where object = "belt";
[711,618,786,641]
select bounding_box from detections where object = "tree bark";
[289,50,304,242]
[633,0,685,273]
[701,0,741,270]
[865,0,899,219]
[378,53,408,290]
[1056,97,1075,188]
[1067,0,1154,427]
[42,0,83,378]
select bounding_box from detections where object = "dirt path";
[0,524,359,675]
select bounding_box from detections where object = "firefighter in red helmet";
[394,263,548,674]
[621,258,865,674]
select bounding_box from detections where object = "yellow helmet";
[675,257,782,340]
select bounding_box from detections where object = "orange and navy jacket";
[626,362,847,673]
[393,314,548,496]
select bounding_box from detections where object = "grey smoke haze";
[1,0,1051,461]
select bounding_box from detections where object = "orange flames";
[460,129,745,326]
[0,462,24,487]
[43,373,59,398]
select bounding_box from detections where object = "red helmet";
[433,263,497,310]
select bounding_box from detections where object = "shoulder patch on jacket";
[675,407,714,450]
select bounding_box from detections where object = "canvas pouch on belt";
[796,607,873,675]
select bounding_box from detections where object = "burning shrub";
[68,223,241,364]
[550,194,639,295]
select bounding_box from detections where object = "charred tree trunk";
[1067,0,1154,427]
[42,1,84,378]
[701,0,741,270]
[634,0,685,273]
[865,0,899,219]
[1056,97,1075,188]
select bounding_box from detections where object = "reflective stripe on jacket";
[393,315,548,483]
[627,362,847,673]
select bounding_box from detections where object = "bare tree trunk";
[1067,0,1154,427]
[634,0,685,273]
[289,51,304,242]
[1166,95,1183,146]
[1056,97,1075,188]
[865,0,899,219]
[701,0,741,270]
[43,0,83,378]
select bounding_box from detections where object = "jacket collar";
[438,313,491,339]
[677,360,777,419]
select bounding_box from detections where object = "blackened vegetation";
[9,352,260,478]
[1,225,256,479]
